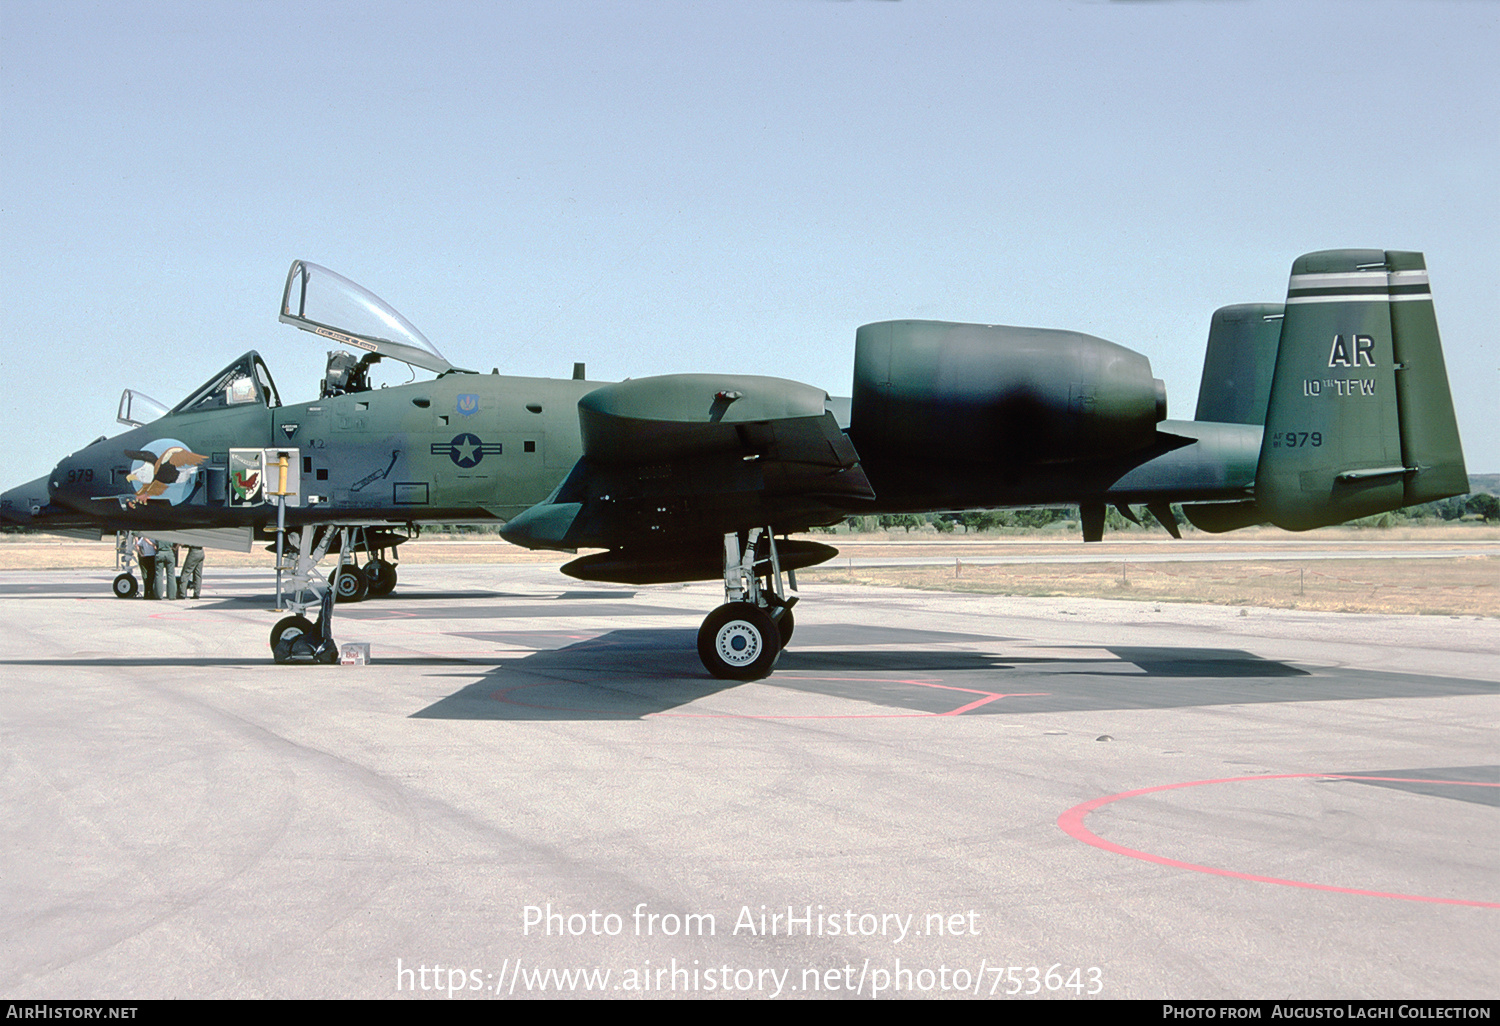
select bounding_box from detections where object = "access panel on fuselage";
[272,376,593,521]
[273,389,437,516]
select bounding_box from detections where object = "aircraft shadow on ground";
[0,582,109,596]
[1324,765,1500,808]
[192,591,531,610]
[408,626,1498,722]
[194,588,641,612]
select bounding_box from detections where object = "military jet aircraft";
[1,250,1468,677]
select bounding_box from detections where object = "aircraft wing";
[500,373,874,582]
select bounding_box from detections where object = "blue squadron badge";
[456,394,480,416]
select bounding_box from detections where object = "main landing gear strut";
[331,526,402,601]
[697,527,797,680]
[326,526,401,602]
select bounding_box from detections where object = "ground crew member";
[136,536,158,599]
[179,545,205,599]
[156,542,178,600]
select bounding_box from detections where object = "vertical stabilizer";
[1194,303,1283,426]
[1255,249,1467,530]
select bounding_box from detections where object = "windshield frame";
[168,351,282,415]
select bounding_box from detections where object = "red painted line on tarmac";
[652,676,1048,719]
[889,678,1050,716]
[1058,773,1500,909]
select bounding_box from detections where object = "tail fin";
[1194,303,1283,426]
[1255,249,1467,530]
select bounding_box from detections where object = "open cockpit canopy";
[279,260,455,375]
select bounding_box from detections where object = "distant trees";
[826,490,1498,535]
[1468,493,1500,521]
[844,509,1073,533]
[427,523,506,535]
[1399,492,1499,523]
[877,514,925,533]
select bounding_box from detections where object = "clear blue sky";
[3,0,1496,486]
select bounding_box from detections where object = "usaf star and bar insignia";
[432,433,503,468]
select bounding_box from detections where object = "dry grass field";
[3,524,1496,617]
[802,526,1500,616]
[802,553,1499,617]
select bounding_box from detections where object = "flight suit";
[136,536,158,599]
[179,546,205,599]
[155,543,178,600]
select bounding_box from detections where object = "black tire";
[112,573,138,599]
[773,606,794,648]
[334,565,368,603]
[697,603,781,680]
[270,615,315,660]
[364,559,397,597]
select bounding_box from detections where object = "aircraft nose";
[48,449,114,512]
[1,474,53,527]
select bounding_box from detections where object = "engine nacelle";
[849,320,1166,464]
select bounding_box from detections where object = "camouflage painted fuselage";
[6,248,1467,589]
[25,371,598,533]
